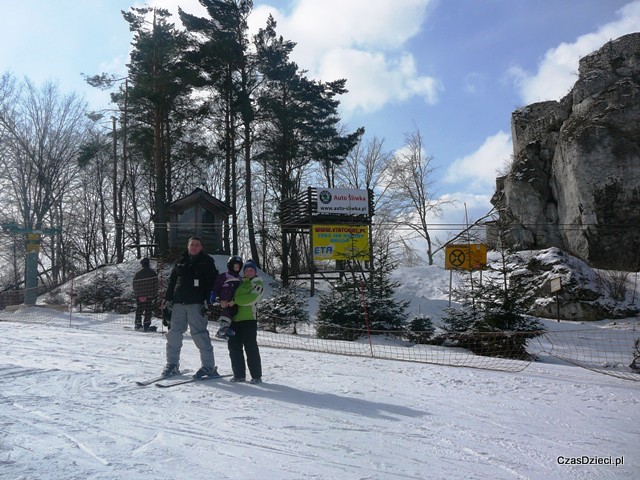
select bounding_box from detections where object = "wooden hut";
[168,188,233,254]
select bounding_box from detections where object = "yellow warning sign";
[26,243,40,253]
[26,232,41,253]
[445,244,487,270]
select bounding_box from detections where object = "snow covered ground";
[1,255,639,479]
[1,310,637,480]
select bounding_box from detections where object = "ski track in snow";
[1,320,638,480]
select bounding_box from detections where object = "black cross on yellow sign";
[445,243,487,270]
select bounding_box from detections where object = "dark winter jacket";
[164,251,218,305]
[132,266,159,299]
[212,270,242,318]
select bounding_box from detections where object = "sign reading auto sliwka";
[316,188,368,215]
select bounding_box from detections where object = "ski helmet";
[227,255,243,271]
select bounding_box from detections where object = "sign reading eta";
[445,243,487,270]
[312,225,369,260]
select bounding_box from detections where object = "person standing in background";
[132,258,158,332]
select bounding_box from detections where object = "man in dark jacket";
[132,258,159,331]
[161,236,219,379]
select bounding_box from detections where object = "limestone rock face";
[492,33,640,269]
[510,248,639,321]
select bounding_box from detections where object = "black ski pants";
[228,320,262,380]
[135,297,155,329]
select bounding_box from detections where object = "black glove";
[203,301,221,321]
[162,301,172,327]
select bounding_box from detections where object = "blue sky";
[2,0,639,227]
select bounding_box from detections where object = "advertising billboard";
[316,188,369,215]
[312,225,369,260]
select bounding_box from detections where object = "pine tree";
[365,251,409,332]
[316,276,370,341]
[74,273,126,313]
[406,314,436,344]
[123,7,196,256]
[179,0,259,257]
[258,283,308,333]
[254,15,364,284]
[441,239,545,359]
[316,242,408,341]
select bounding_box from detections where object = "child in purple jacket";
[212,255,243,337]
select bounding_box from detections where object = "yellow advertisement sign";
[312,225,369,260]
[445,243,487,270]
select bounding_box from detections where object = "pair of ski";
[136,372,233,388]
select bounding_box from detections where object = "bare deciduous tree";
[332,135,433,267]
[387,127,455,265]
[336,136,392,195]
[0,73,88,284]
[0,75,87,230]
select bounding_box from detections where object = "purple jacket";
[212,271,242,318]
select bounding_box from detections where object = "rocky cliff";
[491,33,640,270]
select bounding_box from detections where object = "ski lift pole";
[69,274,74,327]
[359,280,373,356]
[1,223,60,305]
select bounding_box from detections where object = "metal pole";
[310,225,315,297]
[24,250,38,305]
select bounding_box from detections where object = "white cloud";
[509,0,640,104]
[436,192,494,224]
[284,0,429,52]
[250,0,439,116]
[317,49,442,114]
[443,131,513,193]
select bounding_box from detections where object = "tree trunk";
[223,95,232,255]
[112,116,123,263]
[230,101,238,255]
[117,80,129,262]
[154,105,168,256]
[244,117,260,265]
[281,229,290,287]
